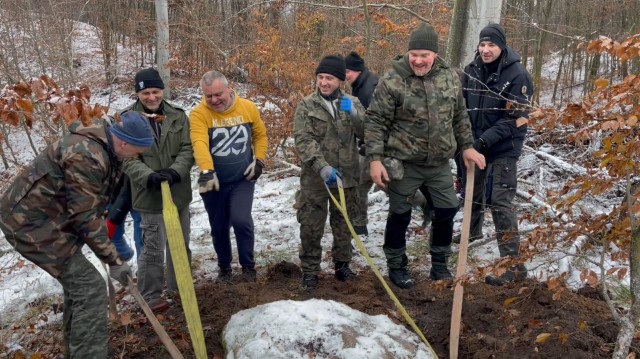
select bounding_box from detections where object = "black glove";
[243,159,264,181]
[157,168,181,186]
[147,172,171,190]
[358,143,366,156]
[473,138,486,153]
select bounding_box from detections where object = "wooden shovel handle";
[450,163,475,359]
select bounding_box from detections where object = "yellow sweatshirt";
[189,95,268,183]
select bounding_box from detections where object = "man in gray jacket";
[123,68,194,308]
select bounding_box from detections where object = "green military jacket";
[122,100,194,213]
[366,54,473,166]
[293,90,365,188]
[0,119,121,277]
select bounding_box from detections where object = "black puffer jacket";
[351,68,379,109]
[462,46,533,160]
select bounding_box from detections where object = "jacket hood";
[391,53,449,79]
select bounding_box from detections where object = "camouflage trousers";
[58,251,108,358]
[137,207,191,304]
[297,183,357,274]
[351,154,372,227]
[470,156,520,258]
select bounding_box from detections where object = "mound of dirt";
[5,261,635,358]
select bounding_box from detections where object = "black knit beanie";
[408,23,439,53]
[134,68,165,92]
[345,51,365,72]
[479,23,507,50]
[315,55,346,81]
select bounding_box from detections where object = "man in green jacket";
[293,55,366,289]
[366,23,486,288]
[0,113,154,358]
[122,68,194,308]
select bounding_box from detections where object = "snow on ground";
[223,299,435,358]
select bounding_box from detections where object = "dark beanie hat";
[479,23,507,50]
[315,55,346,81]
[134,68,165,92]
[345,51,365,72]
[408,23,439,52]
[111,111,154,147]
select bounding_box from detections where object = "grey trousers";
[470,156,521,258]
[137,206,191,303]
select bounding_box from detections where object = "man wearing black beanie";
[344,51,380,239]
[121,68,195,308]
[293,54,366,289]
[462,22,533,286]
[366,23,486,289]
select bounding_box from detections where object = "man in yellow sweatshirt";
[190,70,268,283]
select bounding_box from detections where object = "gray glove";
[109,261,132,286]
[198,170,220,193]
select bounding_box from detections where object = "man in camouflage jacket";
[0,112,154,358]
[122,68,194,307]
[366,23,485,289]
[293,54,366,289]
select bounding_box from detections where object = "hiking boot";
[148,298,170,313]
[452,232,483,244]
[216,268,233,284]
[353,225,369,236]
[301,273,318,289]
[389,268,414,289]
[335,262,357,282]
[241,267,257,282]
[485,264,527,286]
[429,264,453,281]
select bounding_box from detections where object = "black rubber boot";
[301,273,318,289]
[389,267,415,289]
[429,252,452,280]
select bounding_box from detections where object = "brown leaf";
[120,313,131,325]
[594,78,609,89]
[559,333,569,344]
[13,81,31,97]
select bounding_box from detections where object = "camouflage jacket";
[365,54,473,166]
[122,100,194,213]
[0,119,121,277]
[293,90,365,188]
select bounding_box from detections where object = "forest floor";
[6,260,636,359]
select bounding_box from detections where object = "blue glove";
[339,97,355,115]
[319,166,338,185]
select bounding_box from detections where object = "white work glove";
[109,259,132,286]
[198,170,219,193]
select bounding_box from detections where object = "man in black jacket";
[345,51,379,237]
[462,23,533,286]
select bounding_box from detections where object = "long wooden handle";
[450,163,475,359]
[127,277,184,359]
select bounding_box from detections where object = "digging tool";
[102,263,119,324]
[450,163,475,359]
[127,275,184,359]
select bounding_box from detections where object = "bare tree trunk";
[446,0,469,68]
[362,0,372,61]
[155,0,170,98]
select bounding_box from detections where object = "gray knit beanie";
[408,23,439,52]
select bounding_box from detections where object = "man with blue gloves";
[293,54,366,289]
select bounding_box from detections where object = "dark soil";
[5,261,636,358]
